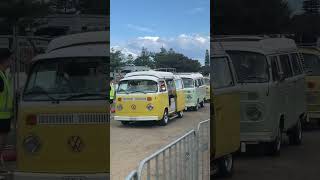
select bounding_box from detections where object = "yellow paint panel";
[17,104,109,173]
[211,91,240,159]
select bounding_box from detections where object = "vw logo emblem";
[131,104,136,110]
[68,136,84,152]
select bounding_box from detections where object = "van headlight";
[117,104,123,111]
[246,105,262,121]
[147,104,154,111]
[23,135,41,154]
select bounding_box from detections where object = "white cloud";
[112,34,210,65]
[127,24,154,33]
[188,7,205,14]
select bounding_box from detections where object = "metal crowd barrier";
[126,119,210,180]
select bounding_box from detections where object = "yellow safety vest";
[110,83,115,100]
[0,71,13,119]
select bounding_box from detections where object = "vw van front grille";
[37,113,109,125]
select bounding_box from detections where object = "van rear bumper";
[13,172,109,180]
[114,116,159,121]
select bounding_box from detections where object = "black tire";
[121,121,130,126]
[193,100,199,111]
[159,110,169,126]
[217,154,234,177]
[267,127,281,156]
[200,100,205,108]
[177,111,183,118]
[289,120,302,145]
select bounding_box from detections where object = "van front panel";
[17,101,109,173]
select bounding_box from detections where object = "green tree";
[154,47,201,72]
[110,48,125,72]
[134,47,155,68]
[205,49,209,67]
[126,54,135,65]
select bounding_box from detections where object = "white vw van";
[214,36,306,155]
[179,73,206,111]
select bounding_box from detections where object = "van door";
[211,56,240,159]
[166,79,176,113]
[175,79,185,112]
[279,54,295,129]
[290,53,306,120]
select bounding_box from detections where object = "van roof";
[212,37,298,54]
[32,31,109,62]
[46,31,109,53]
[124,70,175,79]
[299,47,320,55]
[178,73,204,79]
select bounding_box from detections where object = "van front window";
[227,51,269,83]
[182,78,194,88]
[117,80,158,94]
[303,53,320,76]
[23,58,107,101]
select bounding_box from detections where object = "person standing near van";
[0,49,13,164]
[109,77,115,104]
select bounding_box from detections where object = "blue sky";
[111,0,210,64]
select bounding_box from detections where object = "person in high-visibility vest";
[109,77,115,104]
[0,49,13,161]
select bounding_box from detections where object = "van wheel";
[159,110,169,126]
[267,127,281,156]
[200,100,204,108]
[177,111,183,118]
[121,121,130,126]
[217,154,233,177]
[194,100,199,111]
[289,120,302,145]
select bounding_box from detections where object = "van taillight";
[308,82,315,89]
[147,97,152,101]
[26,115,37,125]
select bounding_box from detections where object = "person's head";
[0,48,12,71]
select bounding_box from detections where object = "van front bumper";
[13,172,109,180]
[114,116,159,121]
[240,131,274,143]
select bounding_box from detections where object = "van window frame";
[279,54,294,78]
[212,56,235,89]
[289,53,303,76]
[270,55,281,82]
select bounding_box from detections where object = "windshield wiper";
[65,93,106,100]
[129,90,146,94]
[24,89,58,101]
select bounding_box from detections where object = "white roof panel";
[124,70,175,79]
[46,31,108,53]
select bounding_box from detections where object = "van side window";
[290,53,302,75]
[270,56,280,81]
[279,54,293,78]
[198,79,202,86]
[195,79,198,87]
[175,79,183,90]
[159,81,166,92]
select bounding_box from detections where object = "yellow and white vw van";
[14,32,109,180]
[216,36,306,155]
[179,73,206,111]
[299,47,320,126]
[211,42,240,177]
[114,70,185,126]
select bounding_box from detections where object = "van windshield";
[303,53,320,76]
[182,78,194,88]
[227,51,269,83]
[23,57,107,101]
[117,80,158,94]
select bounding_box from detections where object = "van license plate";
[62,176,87,180]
